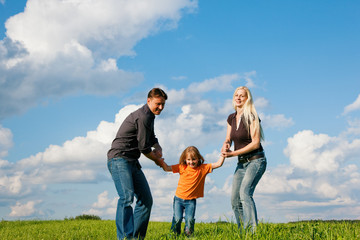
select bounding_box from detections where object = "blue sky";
[0,0,359,223]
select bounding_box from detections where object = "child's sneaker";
[184,228,192,237]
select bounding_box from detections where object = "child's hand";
[221,150,234,158]
[161,161,172,172]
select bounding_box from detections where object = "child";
[163,146,225,236]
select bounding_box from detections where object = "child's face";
[186,154,199,168]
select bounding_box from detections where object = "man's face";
[147,96,166,115]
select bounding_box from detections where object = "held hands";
[151,146,170,171]
[155,158,171,172]
[221,141,233,158]
[152,143,163,158]
[222,141,231,152]
[161,161,172,172]
[152,148,163,158]
[152,149,165,168]
[221,150,234,158]
[155,157,165,167]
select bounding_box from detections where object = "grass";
[0,219,359,239]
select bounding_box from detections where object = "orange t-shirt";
[172,164,212,200]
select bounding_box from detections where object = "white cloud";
[243,71,257,88]
[254,127,360,222]
[92,191,112,209]
[344,118,360,136]
[0,125,13,158]
[82,208,103,216]
[0,0,197,118]
[9,200,42,217]
[188,74,240,93]
[0,173,23,195]
[280,197,355,208]
[285,130,335,173]
[254,97,269,109]
[343,94,360,115]
[259,113,294,130]
[187,72,258,94]
[83,191,118,217]
[14,104,140,185]
[315,182,338,198]
[171,76,187,81]
[284,130,360,174]
[0,104,140,204]
[5,0,197,60]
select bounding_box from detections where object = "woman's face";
[234,88,248,109]
[185,154,199,168]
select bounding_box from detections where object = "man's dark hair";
[148,88,168,100]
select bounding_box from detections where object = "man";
[107,88,167,240]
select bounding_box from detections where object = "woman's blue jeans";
[171,196,196,235]
[108,157,153,240]
[231,157,266,230]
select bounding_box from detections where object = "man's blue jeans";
[231,157,266,230]
[108,157,153,240]
[171,196,196,235]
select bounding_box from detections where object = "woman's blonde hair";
[179,146,205,167]
[232,86,264,140]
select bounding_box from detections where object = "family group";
[107,87,267,239]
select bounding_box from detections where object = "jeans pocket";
[254,156,266,164]
[254,157,267,173]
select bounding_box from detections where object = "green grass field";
[1,219,359,239]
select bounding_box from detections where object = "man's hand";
[144,149,166,170]
[152,143,163,158]
[155,158,165,167]
[152,148,162,158]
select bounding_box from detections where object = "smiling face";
[185,154,200,168]
[147,96,166,115]
[233,88,248,109]
[179,146,204,167]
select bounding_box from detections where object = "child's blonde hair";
[179,146,205,167]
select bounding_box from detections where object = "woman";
[221,86,267,231]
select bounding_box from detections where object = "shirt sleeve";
[227,113,235,125]
[204,164,213,174]
[136,114,156,154]
[172,164,180,173]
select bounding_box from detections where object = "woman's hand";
[221,141,230,152]
[221,150,234,158]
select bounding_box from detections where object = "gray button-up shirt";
[107,104,158,161]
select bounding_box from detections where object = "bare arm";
[144,151,165,168]
[221,123,232,152]
[211,156,225,170]
[152,143,163,158]
[162,162,173,172]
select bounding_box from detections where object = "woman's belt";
[238,151,265,163]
